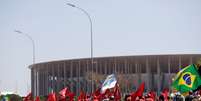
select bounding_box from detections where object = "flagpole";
[66,3,94,93]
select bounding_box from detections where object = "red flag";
[135,82,145,97]
[47,92,56,101]
[35,96,40,101]
[59,87,75,101]
[78,90,86,101]
[23,92,32,101]
[162,88,169,101]
[59,87,69,98]
[131,82,145,101]
[114,84,121,101]
[131,92,137,101]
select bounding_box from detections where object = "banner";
[101,74,117,93]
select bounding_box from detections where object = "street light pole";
[14,30,36,96]
[14,30,36,65]
[66,3,94,93]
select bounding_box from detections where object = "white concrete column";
[157,57,161,93]
[179,56,181,70]
[168,56,171,90]
[146,57,150,91]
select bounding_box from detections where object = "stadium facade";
[30,54,201,96]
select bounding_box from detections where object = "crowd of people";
[123,90,201,101]
[20,85,201,101]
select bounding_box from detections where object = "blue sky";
[0,0,201,95]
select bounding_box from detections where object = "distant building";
[30,54,201,96]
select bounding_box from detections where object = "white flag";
[101,74,117,93]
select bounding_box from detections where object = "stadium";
[29,54,201,96]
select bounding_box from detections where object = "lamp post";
[14,30,36,96]
[66,3,94,93]
[14,30,35,65]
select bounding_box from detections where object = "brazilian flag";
[172,64,201,93]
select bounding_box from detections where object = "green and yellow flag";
[172,64,201,93]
